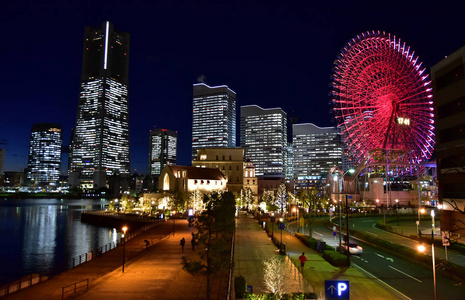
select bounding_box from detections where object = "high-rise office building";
[431,46,465,237]
[240,105,287,177]
[69,21,130,189]
[192,83,236,159]
[293,123,342,189]
[149,128,177,176]
[26,123,62,188]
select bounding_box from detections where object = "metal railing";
[0,274,48,298]
[61,279,88,299]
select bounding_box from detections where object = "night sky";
[2,1,464,174]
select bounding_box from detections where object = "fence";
[0,274,48,298]
[0,215,165,298]
[61,279,88,299]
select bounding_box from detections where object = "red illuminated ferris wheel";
[331,31,435,166]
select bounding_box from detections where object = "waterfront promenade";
[4,212,399,299]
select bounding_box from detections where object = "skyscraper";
[70,21,130,189]
[292,123,342,189]
[240,105,287,177]
[0,148,4,175]
[149,128,177,176]
[192,83,236,159]
[26,123,62,188]
[431,45,465,238]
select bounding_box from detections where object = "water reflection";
[0,198,119,286]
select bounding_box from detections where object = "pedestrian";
[298,252,308,270]
[180,237,185,252]
[191,237,196,251]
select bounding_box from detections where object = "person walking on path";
[299,252,308,270]
[180,237,186,252]
[191,237,196,251]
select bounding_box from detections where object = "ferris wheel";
[330,30,435,166]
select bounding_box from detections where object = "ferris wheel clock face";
[330,31,435,165]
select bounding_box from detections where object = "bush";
[322,250,349,267]
[235,275,246,299]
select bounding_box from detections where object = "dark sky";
[1,0,464,174]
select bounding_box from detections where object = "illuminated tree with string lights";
[330,31,435,165]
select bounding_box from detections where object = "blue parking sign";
[325,280,349,300]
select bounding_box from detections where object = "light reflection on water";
[0,198,121,286]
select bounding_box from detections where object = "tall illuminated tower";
[149,128,177,176]
[26,123,62,188]
[192,83,236,159]
[70,21,130,189]
[240,105,287,177]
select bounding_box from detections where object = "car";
[339,242,363,255]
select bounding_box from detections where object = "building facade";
[149,128,177,176]
[240,105,287,177]
[69,21,130,189]
[192,83,236,159]
[159,165,227,194]
[26,123,62,188]
[192,147,258,195]
[431,46,465,237]
[293,123,342,189]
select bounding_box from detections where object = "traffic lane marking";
[365,231,378,236]
[352,262,413,300]
[389,265,423,283]
[313,231,323,236]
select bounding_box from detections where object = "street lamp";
[122,226,128,273]
[332,168,355,254]
[271,212,275,241]
[172,211,176,236]
[373,180,386,224]
[417,210,437,300]
[279,218,283,252]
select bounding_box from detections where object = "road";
[289,218,465,300]
[349,216,465,267]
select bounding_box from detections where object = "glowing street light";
[417,210,437,300]
[332,168,355,255]
[122,226,128,273]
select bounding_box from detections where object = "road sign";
[246,285,253,293]
[278,223,285,230]
[325,280,349,300]
[442,231,450,246]
[333,231,337,236]
[333,226,337,231]
[348,195,352,199]
[270,217,275,223]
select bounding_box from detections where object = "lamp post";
[279,218,283,252]
[373,180,386,224]
[271,212,275,240]
[417,210,437,300]
[431,210,437,300]
[172,211,176,236]
[332,168,355,254]
[122,226,128,273]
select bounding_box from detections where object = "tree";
[263,257,287,299]
[297,187,324,238]
[262,190,277,212]
[182,191,236,300]
[240,187,254,210]
[190,189,204,214]
[276,184,288,216]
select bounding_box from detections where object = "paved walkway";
[234,212,308,295]
[4,219,227,300]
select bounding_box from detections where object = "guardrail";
[61,279,88,299]
[0,274,48,298]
